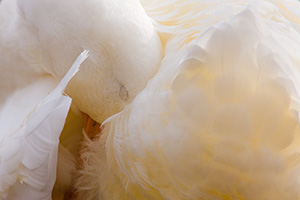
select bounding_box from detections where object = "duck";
[1,0,300,199]
[0,0,162,199]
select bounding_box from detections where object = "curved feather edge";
[0,50,88,200]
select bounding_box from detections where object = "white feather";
[0,51,88,200]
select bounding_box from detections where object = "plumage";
[1,0,300,200]
[0,0,162,197]
[0,51,88,199]
[3,0,162,123]
[75,1,300,199]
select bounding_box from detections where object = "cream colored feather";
[76,1,300,199]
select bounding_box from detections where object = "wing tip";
[58,50,90,90]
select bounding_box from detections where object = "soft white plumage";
[76,0,300,199]
[0,51,88,199]
[1,0,300,200]
[0,0,162,197]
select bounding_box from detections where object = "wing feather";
[0,51,88,200]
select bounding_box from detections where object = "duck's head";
[17,0,162,123]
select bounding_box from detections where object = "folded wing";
[0,51,88,200]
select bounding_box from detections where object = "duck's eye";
[119,85,128,101]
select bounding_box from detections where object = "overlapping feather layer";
[77,2,300,199]
[0,51,88,200]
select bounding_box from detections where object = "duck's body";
[1,0,300,199]
[0,0,43,106]
[76,0,300,199]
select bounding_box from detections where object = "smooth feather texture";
[0,0,46,108]
[0,51,88,200]
[1,0,163,198]
[12,0,163,123]
[76,1,300,199]
[2,0,300,199]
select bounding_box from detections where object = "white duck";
[0,0,162,199]
[1,0,300,200]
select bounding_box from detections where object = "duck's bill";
[82,113,101,141]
